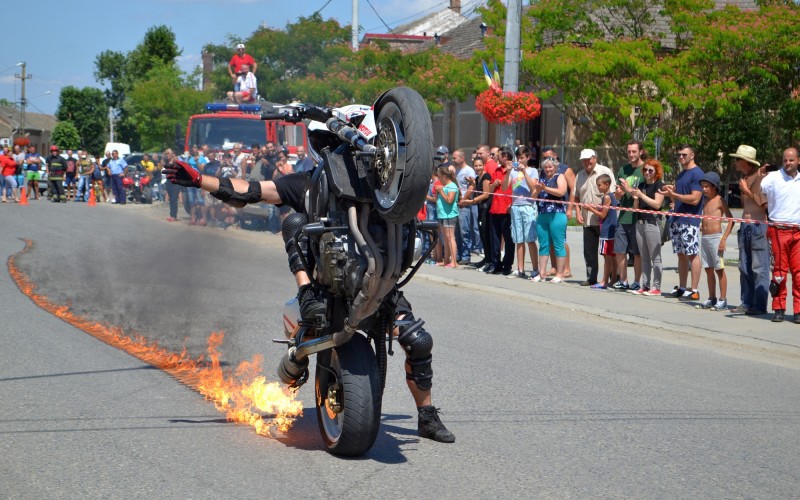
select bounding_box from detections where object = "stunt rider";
[164,155,456,443]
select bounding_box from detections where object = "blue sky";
[2,0,479,116]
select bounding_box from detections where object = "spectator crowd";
[3,138,799,324]
[422,141,800,324]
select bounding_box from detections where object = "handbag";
[659,213,670,245]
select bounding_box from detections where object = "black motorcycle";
[266,87,438,456]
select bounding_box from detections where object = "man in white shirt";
[571,149,616,286]
[759,147,800,322]
[227,64,257,104]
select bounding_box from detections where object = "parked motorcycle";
[123,166,153,204]
[266,87,438,456]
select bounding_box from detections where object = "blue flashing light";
[205,103,262,112]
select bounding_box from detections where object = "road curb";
[416,271,800,367]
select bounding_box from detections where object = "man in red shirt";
[476,144,498,177]
[486,146,515,275]
[228,43,257,90]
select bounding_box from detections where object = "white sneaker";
[697,298,716,309]
[506,270,528,279]
[711,299,728,311]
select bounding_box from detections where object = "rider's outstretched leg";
[395,294,455,443]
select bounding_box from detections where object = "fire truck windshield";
[188,118,266,150]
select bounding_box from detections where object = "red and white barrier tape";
[468,189,800,229]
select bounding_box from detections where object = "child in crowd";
[698,171,734,311]
[434,166,460,268]
[589,174,617,289]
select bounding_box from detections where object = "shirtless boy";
[698,171,735,311]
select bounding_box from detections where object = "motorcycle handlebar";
[260,103,333,124]
[326,118,376,154]
[260,111,287,121]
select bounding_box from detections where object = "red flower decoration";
[475,87,542,125]
[13,137,30,147]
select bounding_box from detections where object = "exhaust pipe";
[277,347,309,386]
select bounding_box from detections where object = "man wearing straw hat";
[729,145,769,316]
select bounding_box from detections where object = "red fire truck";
[184,103,307,154]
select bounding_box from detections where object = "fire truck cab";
[185,103,307,155]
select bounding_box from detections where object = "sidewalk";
[416,225,800,365]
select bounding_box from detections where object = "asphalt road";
[2,201,799,499]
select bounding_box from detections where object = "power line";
[312,0,334,17]
[364,1,448,33]
[0,64,21,75]
[365,0,414,51]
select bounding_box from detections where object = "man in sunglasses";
[660,145,704,301]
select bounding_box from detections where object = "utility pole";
[500,0,522,148]
[14,62,30,142]
[108,107,115,143]
[352,0,359,50]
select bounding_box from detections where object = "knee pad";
[397,312,433,391]
[282,213,309,274]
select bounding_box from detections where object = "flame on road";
[8,239,302,436]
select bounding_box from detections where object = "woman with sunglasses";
[630,159,666,296]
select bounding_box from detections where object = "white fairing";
[308,104,377,141]
[282,297,302,339]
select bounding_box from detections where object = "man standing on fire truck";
[164,155,456,444]
[228,43,257,91]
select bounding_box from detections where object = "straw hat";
[729,145,759,167]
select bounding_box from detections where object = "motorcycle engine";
[316,231,367,299]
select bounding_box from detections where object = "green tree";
[125,64,212,151]
[477,0,800,177]
[202,14,480,110]
[94,25,184,149]
[204,13,350,102]
[51,121,81,150]
[56,87,108,154]
[0,98,17,109]
[670,3,800,166]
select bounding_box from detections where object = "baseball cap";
[236,43,245,49]
[579,148,596,160]
[436,145,449,155]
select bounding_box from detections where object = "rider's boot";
[417,405,455,443]
[297,283,326,324]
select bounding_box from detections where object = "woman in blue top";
[533,158,569,282]
[434,166,460,268]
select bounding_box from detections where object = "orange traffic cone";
[19,186,28,206]
[88,185,97,206]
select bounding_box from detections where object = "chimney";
[201,49,214,91]
[450,0,461,14]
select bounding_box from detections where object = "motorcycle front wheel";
[315,334,381,457]
[373,86,435,224]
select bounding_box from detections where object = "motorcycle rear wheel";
[315,334,381,456]
[373,87,434,224]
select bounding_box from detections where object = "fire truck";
[184,102,307,155]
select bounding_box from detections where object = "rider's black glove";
[163,160,202,188]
